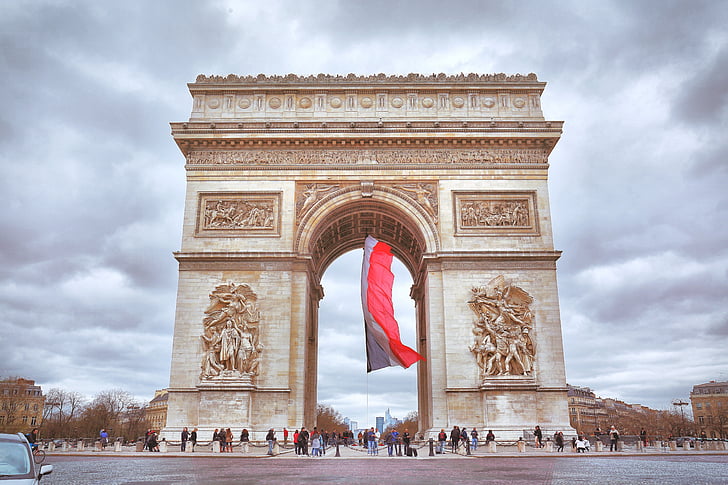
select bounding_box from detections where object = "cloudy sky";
[1,0,726,428]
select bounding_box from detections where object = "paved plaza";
[38,444,728,484]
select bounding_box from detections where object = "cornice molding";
[192,72,541,86]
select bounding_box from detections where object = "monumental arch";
[164,73,571,440]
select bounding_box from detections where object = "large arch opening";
[298,194,435,433]
[317,250,417,432]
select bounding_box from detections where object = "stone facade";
[164,73,572,440]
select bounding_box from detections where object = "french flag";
[361,235,424,372]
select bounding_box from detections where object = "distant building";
[690,380,728,438]
[375,416,384,434]
[0,378,45,434]
[146,389,168,431]
[567,385,598,433]
[349,420,358,431]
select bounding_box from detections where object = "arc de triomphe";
[163,73,571,440]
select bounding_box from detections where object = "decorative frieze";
[468,276,535,380]
[186,148,548,166]
[194,73,539,84]
[196,192,281,237]
[454,191,539,236]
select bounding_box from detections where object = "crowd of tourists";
[164,423,625,455]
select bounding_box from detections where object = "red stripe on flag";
[366,240,423,368]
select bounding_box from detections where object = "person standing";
[470,428,479,451]
[437,429,447,454]
[190,428,197,452]
[299,427,309,456]
[534,425,543,448]
[293,429,300,455]
[640,428,648,446]
[181,427,189,452]
[99,428,109,449]
[555,431,564,452]
[283,428,289,447]
[402,428,411,456]
[266,428,276,455]
[240,428,250,453]
[609,426,620,452]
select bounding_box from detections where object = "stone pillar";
[48,442,55,452]
[159,441,168,453]
[77,440,85,451]
[635,440,643,452]
[669,441,677,451]
[114,441,122,452]
[517,440,526,453]
[212,440,220,453]
[595,440,603,452]
[241,442,249,453]
[273,441,280,455]
[62,441,69,452]
[94,441,102,452]
[545,441,553,452]
[487,441,497,453]
[185,443,193,453]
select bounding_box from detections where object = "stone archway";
[163,73,572,441]
[296,192,434,431]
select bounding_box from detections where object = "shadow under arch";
[295,186,439,278]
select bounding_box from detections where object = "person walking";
[450,426,460,453]
[555,431,564,452]
[190,428,197,452]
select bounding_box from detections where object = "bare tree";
[316,403,348,433]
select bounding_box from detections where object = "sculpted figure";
[395,183,437,219]
[199,283,263,381]
[468,276,535,378]
[298,184,338,220]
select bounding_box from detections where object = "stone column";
[212,441,220,453]
[114,441,122,452]
[159,441,168,453]
[487,441,497,453]
[545,441,553,452]
[517,440,526,452]
[77,440,84,451]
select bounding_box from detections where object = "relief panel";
[454,191,539,236]
[196,192,281,237]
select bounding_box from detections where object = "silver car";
[0,433,53,483]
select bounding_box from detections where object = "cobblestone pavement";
[39,446,728,484]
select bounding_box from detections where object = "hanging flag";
[361,235,424,372]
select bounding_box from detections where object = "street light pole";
[672,400,689,436]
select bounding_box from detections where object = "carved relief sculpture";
[296,183,340,222]
[393,183,438,221]
[468,276,535,379]
[196,192,280,236]
[454,191,538,236]
[186,148,549,166]
[460,199,529,228]
[200,283,263,382]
